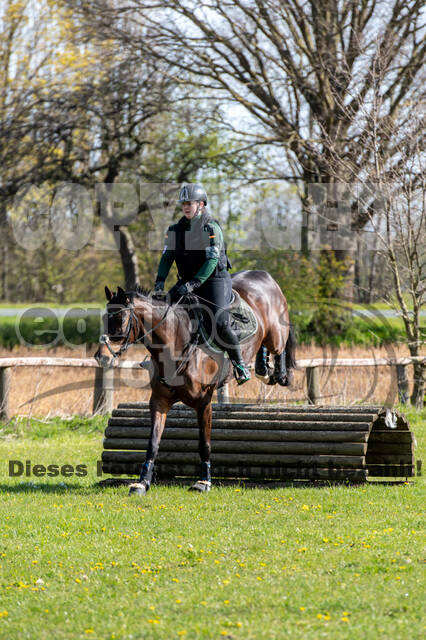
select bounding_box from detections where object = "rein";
[99,296,184,360]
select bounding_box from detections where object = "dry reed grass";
[1,342,421,418]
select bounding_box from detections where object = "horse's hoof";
[277,371,293,387]
[255,372,270,384]
[189,480,211,492]
[128,482,148,496]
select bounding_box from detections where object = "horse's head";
[94,285,135,367]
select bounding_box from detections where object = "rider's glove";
[154,280,164,292]
[152,280,166,300]
[177,280,200,297]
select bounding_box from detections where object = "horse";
[94,270,296,495]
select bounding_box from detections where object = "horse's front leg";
[190,401,213,492]
[129,396,170,496]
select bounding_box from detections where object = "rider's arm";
[193,221,224,285]
[155,230,175,285]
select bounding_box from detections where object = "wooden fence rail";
[0,356,424,420]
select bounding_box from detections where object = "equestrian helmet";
[177,183,207,205]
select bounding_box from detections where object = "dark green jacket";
[156,213,228,285]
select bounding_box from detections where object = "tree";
[351,99,425,408]
[0,0,179,294]
[74,0,425,300]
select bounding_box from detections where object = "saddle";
[193,290,258,355]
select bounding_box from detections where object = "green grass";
[296,313,411,347]
[0,408,425,639]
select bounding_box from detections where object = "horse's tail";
[285,323,297,372]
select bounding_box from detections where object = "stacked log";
[101,403,415,482]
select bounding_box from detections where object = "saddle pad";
[198,291,258,355]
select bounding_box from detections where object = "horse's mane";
[127,285,151,299]
[125,286,190,323]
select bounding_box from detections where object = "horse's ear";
[116,286,128,303]
[105,286,113,301]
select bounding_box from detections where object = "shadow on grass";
[0,482,97,494]
[96,477,411,489]
[0,477,411,495]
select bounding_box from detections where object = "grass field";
[0,407,424,639]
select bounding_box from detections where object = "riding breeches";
[171,273,243,362]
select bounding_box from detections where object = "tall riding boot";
[225,341,251,385]
[216,314,251,385]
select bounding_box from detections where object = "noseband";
[99,305,137,360]
[99,297,174,360]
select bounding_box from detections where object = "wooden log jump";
[101,403,415,482]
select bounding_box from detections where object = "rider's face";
[182,200,204,219]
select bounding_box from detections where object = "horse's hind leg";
[189,401,212,492]
[255,345,274,382]
[268,351,291,387]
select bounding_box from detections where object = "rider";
[153,183,251,385]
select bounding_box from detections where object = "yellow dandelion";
[299,607,305,611]
[84,630,94,634]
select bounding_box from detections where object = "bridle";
[99,304,137,359]
[99,297,176,361]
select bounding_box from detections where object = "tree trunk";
[411,361,425,410]
[97,182,140,291]
[115,226,140,291]
[1,239,8,301]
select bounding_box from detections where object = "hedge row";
[0,311,410,350]
[0,315,103,349]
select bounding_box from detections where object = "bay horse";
[94,270,296,495]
